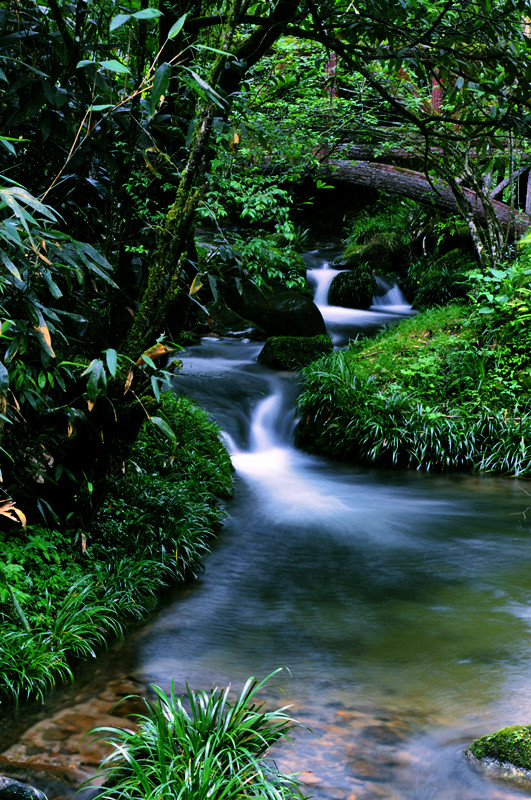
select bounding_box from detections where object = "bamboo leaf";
[105,348,118,377]
[132,8,163,20]
[167,13,187,39]
[110,13,131,31]
[149,62,172,116]
[150,416,176,441]
[100,59,131,75]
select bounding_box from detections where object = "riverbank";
[0,392,232,708]
[296,293,531,474]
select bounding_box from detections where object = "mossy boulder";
[468,725,531,773]
[257,334,333,370]
[328,269,377,309]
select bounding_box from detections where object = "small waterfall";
[308,267,343,305]
[371,275,410,311]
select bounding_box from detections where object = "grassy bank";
[297,264,531,474]
[0,393,232,707]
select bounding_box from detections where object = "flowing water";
[3,251,531,800]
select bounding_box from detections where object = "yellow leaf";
[67,422,74,437]
[189,275,203,295]
[11,506,27,529]
[87,399,95,412]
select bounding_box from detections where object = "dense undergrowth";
[297,260,531,475]
[0,393,232,707]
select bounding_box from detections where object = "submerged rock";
[0,777,46,800]
[467,725,531,783]
[258,335,333,370]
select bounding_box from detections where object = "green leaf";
[132,8,163,20]
[150,374,160,402]
[105,348,118,377]
[77,60,96,68]
[188,70,224,107]
[110,13,131,31]
[150,416,176,441]
[99,59,131,75]
[149,62,172,116]
[0,361,9,393]
[167,13,187,39]
[90,104,114,111]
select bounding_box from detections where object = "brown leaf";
[81,533,87,554]
[124,368,134,394]
[34,322,56,358]
[135,343,175,366]
[0,500,26,528]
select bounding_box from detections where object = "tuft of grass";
[87,670,306,800]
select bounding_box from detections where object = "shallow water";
[3,256,531,800]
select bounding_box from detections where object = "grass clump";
[88,671,306,800]
[296,282,531,475]
[0,393,232,707]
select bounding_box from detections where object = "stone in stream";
[467,724,531,784]
[0,777,46,800]
[257,334,333,370]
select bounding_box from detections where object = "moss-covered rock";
[258,335,333,370]
[340,240,394,272]
[468,725,531,772]
[328,269,377,309]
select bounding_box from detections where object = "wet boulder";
[222,278,327,337]
[328,269,377,309]
[258,335,333,370]
[0,777,46,800]
[195,300,266,340]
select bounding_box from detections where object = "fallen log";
[319,160,531,235]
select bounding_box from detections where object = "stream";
[2,249,531,800]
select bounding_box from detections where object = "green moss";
[470,726,531,770]
[328,268,378,309]
[257,334,333,370]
